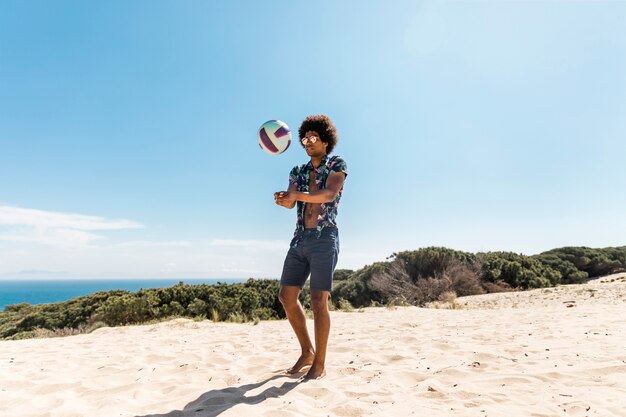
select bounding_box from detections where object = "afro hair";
[298,114,339,154]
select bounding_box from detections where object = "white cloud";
[0,227,101,247]
[0,205,142,230]
[0,205,297,278]
[114,240,192,248]
[209,238,286,251]
[0,205,142,248]
[222,267,261,275]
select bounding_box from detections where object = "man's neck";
[310,154,326,169]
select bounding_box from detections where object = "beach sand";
[1,273,625,417]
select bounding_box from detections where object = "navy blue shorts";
[280,227,340,292]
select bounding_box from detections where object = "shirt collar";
[305,154,329,172]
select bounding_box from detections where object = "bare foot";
[304,364,326,380]
[286,350,315,374]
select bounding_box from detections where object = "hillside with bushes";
[1,245,624,340]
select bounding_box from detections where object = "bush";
[187,298,208,317]
[367,257,485,306]
[443,259,485,297]
[93,293,158,326]
[368,259,415,305]
[0,279,285,340]
[337,299,354,311]
[535,246,626,280]
[333,269,354,281]
[480,252,560,289]
[394,247,476,281]
[438,291,457,303]
[331,262,389,307]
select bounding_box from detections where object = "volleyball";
[258,120,292,155]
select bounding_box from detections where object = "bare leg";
[279,285,315,373]
[305,290,330,380]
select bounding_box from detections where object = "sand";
[1,273,625,417]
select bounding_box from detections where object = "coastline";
[0,278,251,312]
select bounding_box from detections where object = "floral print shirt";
[288,154,348,247]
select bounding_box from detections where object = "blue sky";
[1,1,625,279]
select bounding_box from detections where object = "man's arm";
[274,183,298,209]
[287,172,346,204]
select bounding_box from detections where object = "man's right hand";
[274,191,296,208]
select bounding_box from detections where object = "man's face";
[302,130,327,157]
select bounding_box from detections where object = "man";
[274,114,347,380]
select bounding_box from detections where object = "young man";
[274,114,347,380]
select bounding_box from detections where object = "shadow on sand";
[136,372,306,417]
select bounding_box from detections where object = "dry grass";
[32,321,108,339]
[337,299,355,312]
[438,291,457,304]
[369,258,489,306]
[210,308,220,322]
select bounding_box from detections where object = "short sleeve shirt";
[289,155,347,246]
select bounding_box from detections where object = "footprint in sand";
[331,404,365,417]
[339,367,358,376]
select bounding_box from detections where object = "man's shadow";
[136,372,306,417]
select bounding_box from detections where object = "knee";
[279,288,299,307]
[310,293,329,315]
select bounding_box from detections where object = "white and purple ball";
[258,120,292,155]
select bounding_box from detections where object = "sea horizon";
[0,278,258,311]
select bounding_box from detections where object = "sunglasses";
[301,136,319,145]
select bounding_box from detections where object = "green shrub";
[394,247,476,281]
[337,299,354,311]
[187,298,208,317]
[93,293,158,326]
[481,252,560,289]
[333,269,354,281]
[535,246,626,279]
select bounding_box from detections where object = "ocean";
[0,279,250,311]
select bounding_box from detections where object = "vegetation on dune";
[1,246,624,340]
[332,245,626,308]
[535,246,626,284]
[0,279,289,341]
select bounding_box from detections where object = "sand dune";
[1,273,625,417]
